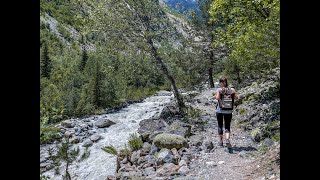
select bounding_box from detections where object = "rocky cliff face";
[233,67,280,143]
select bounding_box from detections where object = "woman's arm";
[232,88,238,100]
[215,90,220,100]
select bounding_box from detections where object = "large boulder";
[159,104,181,119]
[153,133,189,149]
[167,120,191,138]
[61,120,75,128]
[138,118,166,137]
[95,119,116,128]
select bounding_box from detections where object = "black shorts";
[216,113,232,134]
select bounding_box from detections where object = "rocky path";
[184,88,262,180]
[41,87,279,180]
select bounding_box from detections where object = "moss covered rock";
[153,133,189,149]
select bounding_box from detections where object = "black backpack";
[218,88,234,110]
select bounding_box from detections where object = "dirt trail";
[184,88,262,180]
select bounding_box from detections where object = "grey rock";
[90,134,102,142]
[203,141,214,152]
[188,134,203,146]
[121,158,128,164]
[74,126,82,135]
[218,161,225,165]
[130,150,141,164]
[159,105,180,119]
[83,118,90,122]
[64,131,73,138]
[180,155,191,164]
[82,139,93,147]
[178,166,190,175]
[143,167,156,176]
[106,175,116,180]
[95,119,116,128]
[80,123,88,130]
[142,142,152,153]
[206,161,217,167]
[137,156,146,165]
[149,143,158,155]
[156,162,179,175]
[141,132,151,142]
[239,151,250,158]
[61,120,75,128]
[59,128,66,134]
[171,148,180,162]
[145,155,156,166]
[138,118,166,139]
[88,130,96,135]
[171,148,179,157]
[157,91,172,96]
[40,162,50,168]
[70,136,80,144]
[167,121,191,138]
[263,138,274,147]
[156,148,174,164]
[179,160,187,167]
[87,122,93,127]
[145,174,166,180]
[40,157,48,163]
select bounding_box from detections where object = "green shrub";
[102,145,118,155]
[40,125,60,144]
[184,107,202,122]
[128,133,143,151]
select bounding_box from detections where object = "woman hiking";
[215,77,238,148]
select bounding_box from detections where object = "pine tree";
[79,35,88,71]
[93,58,102,108]
[41,43,52,79]
[79,48,88,71]
[54,137,80,180]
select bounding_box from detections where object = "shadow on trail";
[227,146,258,154]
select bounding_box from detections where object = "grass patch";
[239,108,246,115]
[258,146,269,153]
[272,132,280,142]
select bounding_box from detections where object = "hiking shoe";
[226,139,232,148]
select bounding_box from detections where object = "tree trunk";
[208,27,215,88]
[65,162,71,180]
[208,48,214,88]
[146,37,186,113]
[235,64,241,84]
